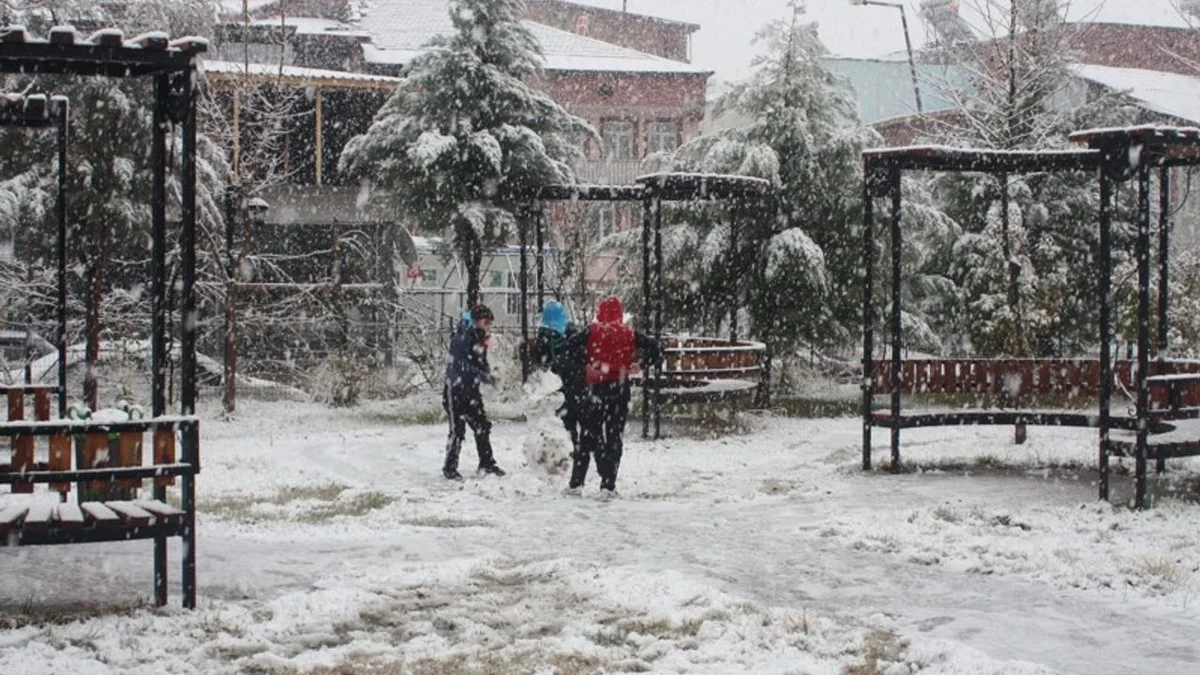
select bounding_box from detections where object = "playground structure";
[0,26,205,608]
[861,128,1200,509]
[519,173,772,439]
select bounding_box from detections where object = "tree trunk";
[223,281,237,414]
[84,265,103,411]
[462,223,483,309]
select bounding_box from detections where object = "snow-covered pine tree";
[339,0,592,308]
[631,2,873,362]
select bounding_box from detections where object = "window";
[422,269,438,286]
[506,272,528,316]
[588,205,617,243]
[647,121,681,155]
[601,120,636,160]
[490,270,505,287]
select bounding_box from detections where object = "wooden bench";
[1147,373,1200,419]
[0,416,200,608]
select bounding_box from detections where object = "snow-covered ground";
[2,398,1199,674]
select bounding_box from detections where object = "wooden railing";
[869,358,1200,408]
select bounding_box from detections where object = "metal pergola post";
[177,66,200,610]
[641,197,652,440]
[1135,163,1152,509]
[654,196,664,440]
[729,216,739,343]
[1157,167,1171,358]
[888,171,903,473]
[54,99,68,419]
[535,203,546,311]
[1157,167,1170,475]
[1097,161,1113,503]
[150,74,169,609]
[861,178,875,471]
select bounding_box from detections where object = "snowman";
[522,369,573,477]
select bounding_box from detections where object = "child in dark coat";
[442,305,505,480]
[565,296,662,497]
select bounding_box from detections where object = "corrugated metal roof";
[202,59,401,87]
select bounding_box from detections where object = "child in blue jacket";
[442,305,505,480]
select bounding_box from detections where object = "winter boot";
[478,463,506,477]
[443,437,463,480]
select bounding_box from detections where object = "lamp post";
[849,0,923,114]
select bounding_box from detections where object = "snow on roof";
[527,22,710,74]
[202,59,401,86]
[814,0,1194,59]
[534,0,700,30]
[354,0,709,75]
[1071,64,1200,125]
[248,16,372,38]
[219,0,281,13]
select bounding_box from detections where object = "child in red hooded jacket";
[563,296,662,497]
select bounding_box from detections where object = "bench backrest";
[870,358,1200,405]
[1,416,194,500]
[3,386,58,495]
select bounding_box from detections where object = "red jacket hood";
[596,297,624,324]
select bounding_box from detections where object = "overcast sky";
[569,0,1194,88]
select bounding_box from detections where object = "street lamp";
[849,0,924,114]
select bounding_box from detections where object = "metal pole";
[897,5,923,114]
[535,204,545,310]
[150,76,169,609]
[1157,167,1171,356]
[1098,164,1113,503]
[55,99,68,419]
[1157,167,1170,475]
[641,198,652,439]
[179,69,199,610]
[654,197,664,440]
[729,218,739,343]
[889,171,902,473]
[862,180,875,471]
[150,77,168,419]
[518,210,530,383]
[1136,164,1151,509]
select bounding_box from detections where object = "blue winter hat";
[539,300,569,335]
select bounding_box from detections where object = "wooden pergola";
[862,130,1200,509]
[0,24,206,606]
[522,173,771,439]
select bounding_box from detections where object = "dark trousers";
[443,384,495,471]
[559,392,581,451]
[573,383,631,491]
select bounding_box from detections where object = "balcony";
[574,159,646,186]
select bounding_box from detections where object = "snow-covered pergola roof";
[353,0,710,75]
[0,25,207,77]
[862,145,1102,173]
[1071,64,1200,126]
